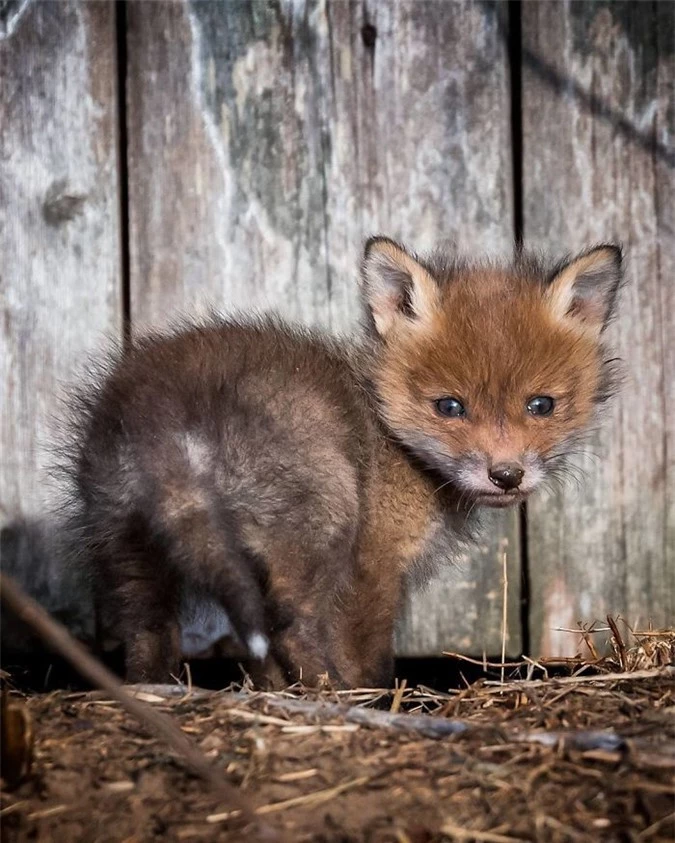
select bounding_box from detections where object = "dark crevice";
[115,0,131,346]
[106,0,131,653]
[519,503,531,657]
[321,1,334,318]
[508,0,523,250]
[508,1,530,656]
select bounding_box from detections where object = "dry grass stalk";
[0,801,29,818]
[206,776,371,824]
[552,617,675,672]
[390,678,408,714]
[440,824,527,843]
[274,769,318,783]
[441,653,530,669]
[481,666,673,690]
[500,545,508,685]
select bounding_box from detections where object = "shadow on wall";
[484,0,674,168]
[0,519,95,653]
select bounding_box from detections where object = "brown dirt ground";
[1,670,674,843]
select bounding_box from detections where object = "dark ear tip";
[363,235,402,259]
[595,242,624,268]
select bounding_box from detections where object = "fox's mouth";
[474,491,526,508]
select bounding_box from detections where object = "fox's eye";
[435,397,466,418]
[527,396,555,416]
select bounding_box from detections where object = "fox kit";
[64,238,622,687]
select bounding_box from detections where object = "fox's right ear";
[545,244,623,336]
[360,237,439,338]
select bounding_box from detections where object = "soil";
[1,670,674,843]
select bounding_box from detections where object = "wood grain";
[522,2,675,655]
[125,0,520,656]
[0,1,121,644]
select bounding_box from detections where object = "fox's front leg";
[249,517,359,689]
[335,568,402,688]
[272,611,347,687]
[260,568,350,688]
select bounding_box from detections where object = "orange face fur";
[362,239,622,506]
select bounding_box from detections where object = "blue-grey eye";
[527,395,555,416]
[435,397,466,418]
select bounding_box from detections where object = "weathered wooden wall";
[1,0,672,660]
[0,1,122,644]
[522,1,675,655]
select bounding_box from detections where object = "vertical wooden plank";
[0,1,121,642]
[522,2,674,655]
[126,0,520,656]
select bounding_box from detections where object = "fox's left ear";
[545,245,623,335]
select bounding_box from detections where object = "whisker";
[431,478,455,496]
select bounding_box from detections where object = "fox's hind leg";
[95,544,182,683]
[151,489,270,666]
[122,572,181,684]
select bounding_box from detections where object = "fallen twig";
[246,694,469,739]
[119,683,675,759]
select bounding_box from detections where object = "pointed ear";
[545,245,623,335]
[361,237,439,338]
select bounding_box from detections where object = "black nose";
[488,463,524,491]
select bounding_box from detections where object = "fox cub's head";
[361,238,622,507]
